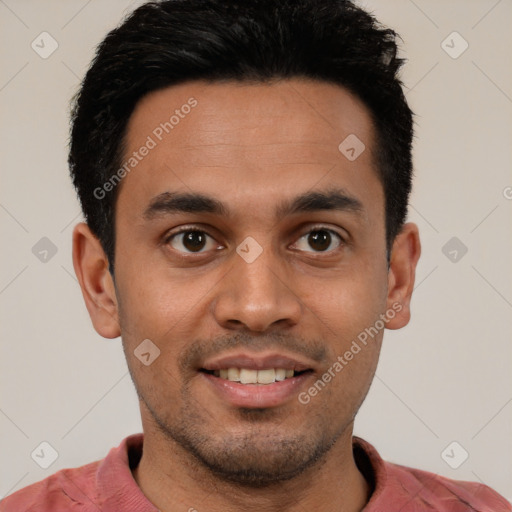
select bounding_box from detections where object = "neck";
[132,422,371,512]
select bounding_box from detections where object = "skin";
[72,79,421,512]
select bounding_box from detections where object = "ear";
[72,222,120,339]
[385,222,421,330]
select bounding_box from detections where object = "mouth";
[198,352,316,408]
[200,367,313,384]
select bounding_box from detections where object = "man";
[1,0,509,510]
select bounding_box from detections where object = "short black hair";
[69,0,413,272]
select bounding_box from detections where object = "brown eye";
[294,229,342,253]
[308,230,332,251]
[168,230,217,253]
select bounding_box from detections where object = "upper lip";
[201,352,315,372]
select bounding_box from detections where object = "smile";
[203,367,310,384]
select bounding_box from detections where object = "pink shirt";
[1,434,510,511]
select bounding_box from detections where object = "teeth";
[240,369,258,384]
[227,367,240,382]
[212,367,299,384]
[257,368,275,384]
[275,369,286,381]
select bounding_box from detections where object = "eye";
[167,229,219,253]
[293,229,343,253]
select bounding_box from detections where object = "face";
[74,78,420,486]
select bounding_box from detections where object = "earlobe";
[385,222,421,330]
[72,223,121,339]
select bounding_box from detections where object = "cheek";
[114,259,221,391]
[293,259,388,397]
[117,278,174,342]
[298,263,388,331]
[115,250,207,338]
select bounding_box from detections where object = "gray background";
[1,0,511,501]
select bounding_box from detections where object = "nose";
[211,245,302,332]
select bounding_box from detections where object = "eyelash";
[163,225,346,255]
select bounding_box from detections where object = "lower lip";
[201,371,313,408]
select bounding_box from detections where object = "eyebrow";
[143,188,364,221]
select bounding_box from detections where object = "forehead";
[117,79,382,219]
